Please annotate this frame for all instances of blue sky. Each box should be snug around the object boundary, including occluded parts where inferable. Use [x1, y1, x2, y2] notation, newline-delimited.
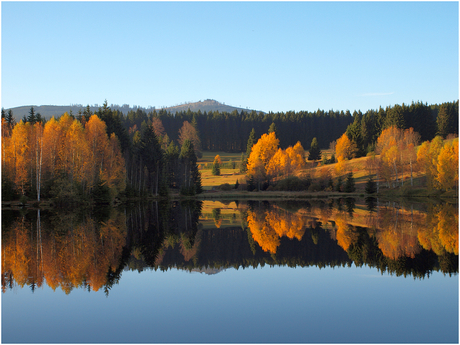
[2, 1, 458, 113]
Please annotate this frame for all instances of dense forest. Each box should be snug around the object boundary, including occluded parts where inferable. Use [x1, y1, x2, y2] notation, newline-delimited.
[1, 99, 458, 203]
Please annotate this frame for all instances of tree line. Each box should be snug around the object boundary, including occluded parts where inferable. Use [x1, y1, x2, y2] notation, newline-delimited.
[3, 100, 457, 154]
[1, 104, 203, 204]
[2, 99, 458, 202]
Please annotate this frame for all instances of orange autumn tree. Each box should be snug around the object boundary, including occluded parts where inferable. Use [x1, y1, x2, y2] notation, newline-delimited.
[1, 112, 126, 203]
[10, 120, 31, 195]
[247, 131, 279, 189]
[1, 118, 14, 192]
[417, 136, 447, 190]
[250, 133, 306, 184]
[334, 133, 356, 176]
[436, 138, 458, 191]
[375, 126, 420, 188]
[267, 148, 289, 177]
[335, 133, 357, 161]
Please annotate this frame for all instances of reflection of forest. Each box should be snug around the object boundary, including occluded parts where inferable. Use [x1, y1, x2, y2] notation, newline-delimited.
[2, 199, 458, 295]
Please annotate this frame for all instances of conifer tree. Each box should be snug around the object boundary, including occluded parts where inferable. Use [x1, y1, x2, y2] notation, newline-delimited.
[335, 176, 343, 192]
[6, 110, 14, 126]
[365, 177, 377, 194]
[246, 128, 256, 159]
[344, 172, 355, 193]
[179, 140, 202, 195]
[308, 137, 322, 161]
[268, 122, 277, 137]
[27, 107, 36, 124]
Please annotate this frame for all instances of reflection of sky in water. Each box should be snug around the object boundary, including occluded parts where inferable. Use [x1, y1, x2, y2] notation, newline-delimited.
[3, 264, 458, 343]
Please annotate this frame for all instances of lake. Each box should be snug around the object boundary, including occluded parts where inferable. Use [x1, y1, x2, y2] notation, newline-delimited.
[2, 198, 458, 343]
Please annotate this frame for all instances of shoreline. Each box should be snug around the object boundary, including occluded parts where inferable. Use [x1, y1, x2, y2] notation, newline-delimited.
[2, 188, 457, 210]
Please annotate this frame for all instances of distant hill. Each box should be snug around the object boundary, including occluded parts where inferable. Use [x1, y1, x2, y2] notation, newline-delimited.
[4, 99, 264, 121]
[160, 99, 264, 114]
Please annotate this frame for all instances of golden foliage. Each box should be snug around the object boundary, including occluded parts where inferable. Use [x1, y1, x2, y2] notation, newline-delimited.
[436, 139, 458, 191]
[1, 114, 126, 200]
[335, 133, 357, 161]
[246, 207, 306, 254]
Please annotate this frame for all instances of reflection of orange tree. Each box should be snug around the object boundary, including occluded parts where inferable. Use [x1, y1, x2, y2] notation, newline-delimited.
[418, 204, 458, 255]
[334, 213, 358, 252]
[437, 204, 458, 255]
[246, 207, 306, 254]
[376, 207, 421, 260]
[1, 219, 33, 289]
[2, 210, 126, 294]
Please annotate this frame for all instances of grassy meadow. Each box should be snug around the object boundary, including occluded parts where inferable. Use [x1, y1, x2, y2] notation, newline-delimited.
[197, 147, 450, 199]
[198, 152, 246, 191]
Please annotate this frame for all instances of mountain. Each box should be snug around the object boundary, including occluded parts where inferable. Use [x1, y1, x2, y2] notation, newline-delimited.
[160, 99, 264, 114]
[4, 99, 264, 121]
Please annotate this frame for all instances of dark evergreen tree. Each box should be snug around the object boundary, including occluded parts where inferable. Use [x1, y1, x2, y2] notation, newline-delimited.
[344, 172, 355, 193]
[268, 122, 278, 137]
[308, 137, 322, 160]
[329, 153, 336, 164]
[164, 140, 180, 189]
[179, 140, 202, 195]
[335, 176, 343, 192]
[436, 101, 458, 138]
[240, 152, 246, 173]
[139, 125, 163, 196]
[27, 106, 36, 124]
[346, 112, 364, 157]
[384, 104, 406, 129]
[36, 112, 43, 123]
[365, 177, 377, 194]
[246, 128, 256, 158]
[6, 110, 14, 126]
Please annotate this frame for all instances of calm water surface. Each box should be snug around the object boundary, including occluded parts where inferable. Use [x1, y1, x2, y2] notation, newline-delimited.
[2, 199, 458, 343]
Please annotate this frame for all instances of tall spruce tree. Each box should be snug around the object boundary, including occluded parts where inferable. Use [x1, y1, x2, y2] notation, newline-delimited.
[6, 109, 14, 126]
[179, 140, 202, 195]
[308, 137, 322, 160]
[27, 106, 36, 124]
[139, 125, 163, 196]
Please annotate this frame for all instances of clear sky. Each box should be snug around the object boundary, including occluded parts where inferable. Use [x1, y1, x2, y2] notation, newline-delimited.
[2, 1, 458, 113]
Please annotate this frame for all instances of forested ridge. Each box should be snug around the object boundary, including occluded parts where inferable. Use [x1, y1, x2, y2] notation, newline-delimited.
[1, 99, 458, 204]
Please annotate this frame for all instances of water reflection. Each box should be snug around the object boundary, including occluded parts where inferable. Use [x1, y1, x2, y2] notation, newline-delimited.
[2, 199, 458, 294]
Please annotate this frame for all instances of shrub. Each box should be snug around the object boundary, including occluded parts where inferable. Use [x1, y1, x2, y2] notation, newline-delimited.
[219, 183, 232, 191]
[274, 176, 310, 191]
[308, 183, 321, 192]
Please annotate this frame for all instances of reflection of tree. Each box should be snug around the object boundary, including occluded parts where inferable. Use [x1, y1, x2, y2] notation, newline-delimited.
[334, 214, 358, 252]
[212, 208, 222, 228]
[436, 204, 458, 255]
[418, 203, 458, 256]
[247, 210, 280, 254]
[246, 206, 306, 254]
[2, 209, 126, 294]
[376, 206, 421, 260]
